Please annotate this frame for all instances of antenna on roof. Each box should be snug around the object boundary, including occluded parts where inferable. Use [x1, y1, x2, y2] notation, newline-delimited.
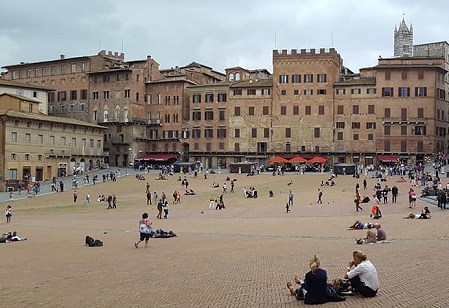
[331, 31, 333, 47]
[99, 39, 101, 51]
[121, 39, 124, 53]
[274, 33, 277, 49]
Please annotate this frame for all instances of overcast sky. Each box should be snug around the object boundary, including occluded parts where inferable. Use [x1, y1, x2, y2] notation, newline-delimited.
[1, 0, 448, 74]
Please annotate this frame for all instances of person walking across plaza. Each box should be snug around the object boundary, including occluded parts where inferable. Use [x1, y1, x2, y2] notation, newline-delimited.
[146, 191, 152, 205]
[391, 185, 398, 203]
[112, 194, 117, 209]
[354, 192, 363, 211]
[317, 189, 323, 204]
[5, 205, 12, 223]
[163, 201, 169, 219]
[73, 191, 78, 203]
[288, 190, 294, 207]
[157, 199, 163, 219]
[135, 212, 152, 249]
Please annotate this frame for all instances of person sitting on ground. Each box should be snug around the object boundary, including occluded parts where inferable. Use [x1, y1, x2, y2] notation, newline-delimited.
[396, 176, 406, 182]
[403, 212, 421, 219]
[0, 231, 27, 243]
[374, 223, 387, 241]
[152, 228, 177, 238]
[355, 224, 377, 244]
[185, 189, 196, 195]
[419, 206, 431, 219]
[361, 196, 370, 203]
[343, 250, 379, 297]
[348, 220, 370, 229]
[286, 255, 329, 304]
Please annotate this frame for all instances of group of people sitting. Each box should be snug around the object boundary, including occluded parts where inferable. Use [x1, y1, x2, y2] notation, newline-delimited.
[135, 174, 146, 181]
[0, 231, 27, 243]
[243, 186, 258, 198]
[184, 189, 196, 195]
[156, 173, 168, 180]
[321, 179, 336, 186]
[355, 223, 387, 244]
[403, 206, 431, 219]
[286, 251, 378, 304]
[348, 221, 387, 244]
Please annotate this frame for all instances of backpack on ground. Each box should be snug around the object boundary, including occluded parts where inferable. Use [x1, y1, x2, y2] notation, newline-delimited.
[85, 236, 95, 247]
[94, 239, 103, 247]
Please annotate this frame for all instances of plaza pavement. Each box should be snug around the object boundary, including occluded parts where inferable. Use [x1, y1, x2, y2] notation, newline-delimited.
[1, 167, 449, 308]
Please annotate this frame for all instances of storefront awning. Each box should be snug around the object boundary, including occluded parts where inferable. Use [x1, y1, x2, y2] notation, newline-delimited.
[377, 155, 399, 163]
[136, 154, 177, 161]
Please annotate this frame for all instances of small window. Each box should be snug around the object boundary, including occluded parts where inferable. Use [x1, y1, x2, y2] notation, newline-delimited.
[304, 74, 313, 83]
[318, 106, 324, 115]
[337, 105, 344, 115]
[281, 106, 286, 115]
[292, 74, 301, 83]
[263, 106, 269, 115]
[247, 89, 256, 96]
[293, 106, 299, 115]
[352, 122, 360, 129]
[336, 122, 345, 129]
[317, 74, 327, 82]
[305, 106, 311, 115]
[251, 128, 257, 138]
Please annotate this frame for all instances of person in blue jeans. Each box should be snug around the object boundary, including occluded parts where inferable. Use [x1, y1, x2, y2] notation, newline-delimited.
[287, 255, 329, 304]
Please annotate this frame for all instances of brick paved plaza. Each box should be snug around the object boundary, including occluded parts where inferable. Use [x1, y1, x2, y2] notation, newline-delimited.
[1, 171, 448, 308]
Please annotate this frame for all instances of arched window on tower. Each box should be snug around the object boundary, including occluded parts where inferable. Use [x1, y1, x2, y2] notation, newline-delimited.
[228, 73, 234, 82]
[235, 73, 241, 81]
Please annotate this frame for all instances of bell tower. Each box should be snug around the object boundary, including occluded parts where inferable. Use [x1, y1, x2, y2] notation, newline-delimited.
[394, 16, 413, 57]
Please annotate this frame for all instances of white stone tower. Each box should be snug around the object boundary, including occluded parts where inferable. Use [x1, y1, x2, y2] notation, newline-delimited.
[394, 17, 413, 57]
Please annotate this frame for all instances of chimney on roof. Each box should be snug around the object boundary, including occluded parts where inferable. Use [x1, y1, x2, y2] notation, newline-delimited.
[60, 54, 65, 59]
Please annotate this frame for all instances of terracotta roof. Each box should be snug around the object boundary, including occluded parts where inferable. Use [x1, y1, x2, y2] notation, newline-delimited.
[0, 109, 106, 129]
[2, 56, 90, 69]
[0, 93, 42, 104]
[0, 79, 54, 91]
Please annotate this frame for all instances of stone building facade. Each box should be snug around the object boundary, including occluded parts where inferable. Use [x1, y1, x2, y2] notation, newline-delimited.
[0, 93, 106, 191]
[0, 79, 52, 114]
[1, 24, 447, 170]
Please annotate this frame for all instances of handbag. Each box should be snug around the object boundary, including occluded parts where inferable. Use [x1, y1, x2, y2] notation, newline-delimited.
[139, 224, 151, 234]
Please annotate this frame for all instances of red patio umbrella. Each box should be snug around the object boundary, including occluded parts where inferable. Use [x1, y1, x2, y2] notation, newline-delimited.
[268, 156, 289, 163]
[308, 156, 327, 164]
[288, 156, 308, 163]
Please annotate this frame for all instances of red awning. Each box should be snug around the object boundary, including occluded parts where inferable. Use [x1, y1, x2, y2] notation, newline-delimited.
[377, 155, 399, 163]
[136, 154, 177, 161]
